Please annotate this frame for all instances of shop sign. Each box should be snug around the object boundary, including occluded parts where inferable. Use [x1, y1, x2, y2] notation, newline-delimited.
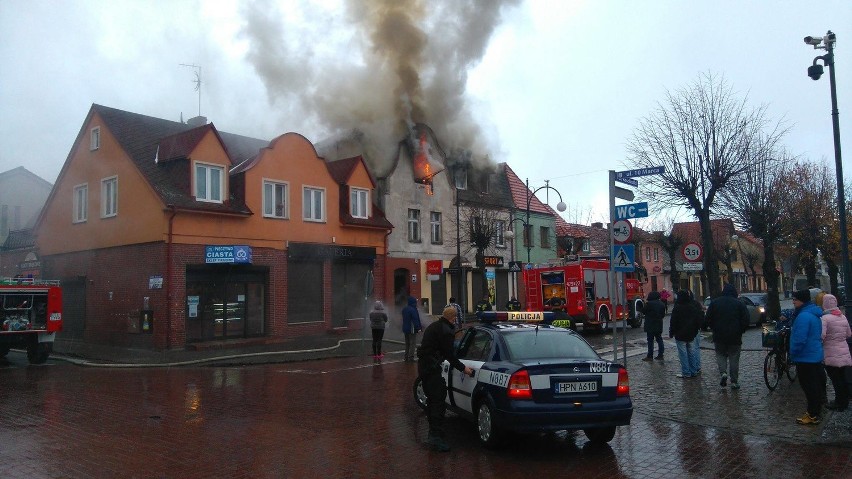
[482, 256, 503, 267]
[426, 260, 443, 275]
[149, 275, 163, 289]
[288, 242, 376, 261]
[205, 245, 252, 264]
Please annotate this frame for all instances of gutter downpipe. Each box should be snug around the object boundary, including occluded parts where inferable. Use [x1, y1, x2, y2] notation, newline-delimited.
[166, 205, 177, 349]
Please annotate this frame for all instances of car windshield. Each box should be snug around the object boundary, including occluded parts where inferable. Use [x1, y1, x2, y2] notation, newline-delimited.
[742, 294, 766, 304]
[502, 330, 599, 361]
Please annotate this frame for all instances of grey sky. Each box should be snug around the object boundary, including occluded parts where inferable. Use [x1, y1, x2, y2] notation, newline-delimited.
[1, 0, 850, 224]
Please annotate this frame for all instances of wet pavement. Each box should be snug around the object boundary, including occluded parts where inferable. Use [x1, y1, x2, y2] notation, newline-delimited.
[2, 309, 851, 478]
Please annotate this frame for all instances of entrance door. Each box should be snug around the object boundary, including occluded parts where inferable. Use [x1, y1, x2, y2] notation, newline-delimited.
[430, 274, 447, 315]
[393, 268, 410, 308]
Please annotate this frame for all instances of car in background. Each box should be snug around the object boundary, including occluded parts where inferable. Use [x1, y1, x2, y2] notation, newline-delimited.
[413, 312, 633, 448]
[739, 293, 767, 326]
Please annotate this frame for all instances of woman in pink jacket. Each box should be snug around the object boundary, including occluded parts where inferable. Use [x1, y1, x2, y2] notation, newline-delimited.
[820, 294, 852, 411]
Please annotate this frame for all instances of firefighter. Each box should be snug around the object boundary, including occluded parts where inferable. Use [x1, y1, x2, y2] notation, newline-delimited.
[546, 294, 566, 311]
[475, 296, 492, 318]
[505, 296, 522, 311]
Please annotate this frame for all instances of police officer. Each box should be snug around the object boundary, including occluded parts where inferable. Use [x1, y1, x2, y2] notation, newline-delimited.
[475, 296, 492, 318]
[417, 306, 474, 452]
[505, 296, 522, 311]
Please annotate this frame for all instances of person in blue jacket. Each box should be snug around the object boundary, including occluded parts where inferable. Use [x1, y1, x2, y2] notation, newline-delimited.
[789, 289, 826, 425]
[401, 296, 423, 362]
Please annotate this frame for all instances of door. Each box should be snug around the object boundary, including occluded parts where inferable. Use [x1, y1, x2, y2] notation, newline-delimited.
[430, 273, 447, 315]
[450, 328, 492, 413]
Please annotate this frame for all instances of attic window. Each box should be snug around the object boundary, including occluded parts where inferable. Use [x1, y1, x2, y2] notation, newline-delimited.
[90, 127, 100, 151]
[195, 162, 224, 203]
[350, 187, 369, 219]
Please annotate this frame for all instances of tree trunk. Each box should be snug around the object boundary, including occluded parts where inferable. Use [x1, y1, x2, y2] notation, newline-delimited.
[763, 243, 781, 321]
[698, 212, 722, 297]
[826, 260, 840, 297]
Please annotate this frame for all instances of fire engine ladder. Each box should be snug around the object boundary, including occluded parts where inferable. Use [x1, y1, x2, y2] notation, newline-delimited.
[524, 271, 542, 309]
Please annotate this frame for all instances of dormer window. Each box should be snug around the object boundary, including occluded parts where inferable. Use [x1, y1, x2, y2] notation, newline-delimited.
[350, 187, 369, 219]
[90, 127, 100, 151]
[195, 162, 224, 203]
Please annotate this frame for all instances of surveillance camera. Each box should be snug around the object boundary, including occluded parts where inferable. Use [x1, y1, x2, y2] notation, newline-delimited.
[804, 35, 823, 46]
[808, 64, 824, 80]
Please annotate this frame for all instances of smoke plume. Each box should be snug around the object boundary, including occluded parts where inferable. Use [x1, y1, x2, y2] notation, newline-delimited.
[240, 0, 521, 174]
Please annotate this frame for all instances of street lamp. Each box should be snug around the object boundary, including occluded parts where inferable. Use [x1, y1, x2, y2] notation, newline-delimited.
[504, 179, 568, 264]
[804, 31, 849, 308]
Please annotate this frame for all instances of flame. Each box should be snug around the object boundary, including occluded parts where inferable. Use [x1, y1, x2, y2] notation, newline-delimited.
[413, 132, 434, 195]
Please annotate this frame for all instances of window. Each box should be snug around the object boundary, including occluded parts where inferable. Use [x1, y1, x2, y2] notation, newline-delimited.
[454, 168, 467, 190]
[195, 162, 224, 203]
[408, 209, 421, 242]
[645, 247, 651, 261]
[73, 183, 88, 223]
[582, 239, 590, 252]
[350, 187, 369, 219]
[540, 226, 550, 248]
[263, 180, 288, 218]
[653, 247, 659, 261]
[101, 176, 117, 218]
[430, 211, 442, 244]
[303, 186, 326, 222]
[90, 127, 100, 150]
[523, 224, 533, 248]
[495, 220, 505, 247]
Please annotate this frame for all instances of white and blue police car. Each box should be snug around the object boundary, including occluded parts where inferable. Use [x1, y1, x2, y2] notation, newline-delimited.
[414, 311, 632, 447]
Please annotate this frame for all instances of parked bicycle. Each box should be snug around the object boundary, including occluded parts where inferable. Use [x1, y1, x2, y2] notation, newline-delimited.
[763, 323, 798, 390]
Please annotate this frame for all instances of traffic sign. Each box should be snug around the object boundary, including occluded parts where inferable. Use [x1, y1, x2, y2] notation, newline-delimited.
[682, 242, 703, 262]
[508, 261, 522, 272]
[612, 244, 635, 272]
[612, 219, 633, 244]
[616, 166, 665, 180]
[681, 262, 704, 271]
[613, 202, 649, 220]
[615, 176, 638, 187]
[613, 186, 635, 201]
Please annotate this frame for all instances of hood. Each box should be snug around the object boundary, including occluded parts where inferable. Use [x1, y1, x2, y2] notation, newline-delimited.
[800, 302, 823, 317]
[676, 290, 692, 304]
[722, 283, 738, 297]
[648, 291, 661, 301]
[407, 296, 417, 307]
[373, 301, 384, 310]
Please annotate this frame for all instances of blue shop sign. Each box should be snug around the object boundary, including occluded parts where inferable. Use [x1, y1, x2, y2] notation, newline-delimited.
[205, 245, 252, 264]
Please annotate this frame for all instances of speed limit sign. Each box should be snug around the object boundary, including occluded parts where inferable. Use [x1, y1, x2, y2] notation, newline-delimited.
[682, 242, 703, 262]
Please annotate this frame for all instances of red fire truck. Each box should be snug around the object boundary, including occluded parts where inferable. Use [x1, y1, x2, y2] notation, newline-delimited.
[522, 256, 645, 331]
[0, 277, 62, 364]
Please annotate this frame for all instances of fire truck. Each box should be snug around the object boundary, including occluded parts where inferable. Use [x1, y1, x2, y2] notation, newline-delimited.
[0, 277, 62, 364]
[522, 256, 645, 331]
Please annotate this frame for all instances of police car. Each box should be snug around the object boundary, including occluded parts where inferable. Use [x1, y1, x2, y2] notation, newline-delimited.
[413, 311, 632, 447]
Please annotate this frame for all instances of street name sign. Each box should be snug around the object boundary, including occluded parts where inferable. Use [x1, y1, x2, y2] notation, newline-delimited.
[615, 176, 639, 187]
[612, 244, 635, 272]
[615, 166, 665, 179]
[613, 202, 649, 220]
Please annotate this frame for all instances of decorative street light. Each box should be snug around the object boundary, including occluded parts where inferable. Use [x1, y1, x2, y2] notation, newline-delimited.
[504, 179, 568, 264]
[804, 30, 849, 308]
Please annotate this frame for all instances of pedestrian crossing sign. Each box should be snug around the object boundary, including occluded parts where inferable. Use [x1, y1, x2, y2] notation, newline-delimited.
[612, 244, 635, 272]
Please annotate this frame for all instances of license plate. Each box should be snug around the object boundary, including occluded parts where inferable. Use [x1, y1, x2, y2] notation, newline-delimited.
[555, 381, 597, 394]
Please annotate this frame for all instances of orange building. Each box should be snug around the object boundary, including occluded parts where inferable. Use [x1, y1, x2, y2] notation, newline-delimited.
[33, 105, 391, 351]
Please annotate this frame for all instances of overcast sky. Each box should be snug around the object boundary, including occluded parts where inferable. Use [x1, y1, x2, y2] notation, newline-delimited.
[1, 0, 850, 225]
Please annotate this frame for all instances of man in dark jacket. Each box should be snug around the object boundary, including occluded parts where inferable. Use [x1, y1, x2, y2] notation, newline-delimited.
[642, 291, 666, 361]
[505, 296, 522, 311]
[669, 290, 703, 378]
[401, 297, 422, 362]
[417, 306, 474, 451]
[705, 283, 750, 389]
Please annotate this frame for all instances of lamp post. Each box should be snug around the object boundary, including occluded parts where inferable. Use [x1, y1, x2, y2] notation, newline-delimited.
[505, 179, 568, 264]
[805, 31, 849, 309]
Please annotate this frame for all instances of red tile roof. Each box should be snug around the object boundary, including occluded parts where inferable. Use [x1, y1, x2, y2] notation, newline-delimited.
[503, 164, 553, 215]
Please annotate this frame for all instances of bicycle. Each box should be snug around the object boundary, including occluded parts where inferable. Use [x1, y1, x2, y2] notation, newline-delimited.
[763, 324, 798, 391]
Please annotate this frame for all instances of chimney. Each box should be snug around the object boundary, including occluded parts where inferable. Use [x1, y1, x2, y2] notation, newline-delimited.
[592, 222, 604, 229]
[186, 116, 207, 127]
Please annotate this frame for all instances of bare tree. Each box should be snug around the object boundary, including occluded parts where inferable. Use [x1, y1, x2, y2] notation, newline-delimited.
[626, 73, 785, 297]
[455, 200, 507, 298]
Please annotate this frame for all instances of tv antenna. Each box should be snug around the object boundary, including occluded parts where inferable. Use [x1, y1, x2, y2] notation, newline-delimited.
[179, 63, 202, 117]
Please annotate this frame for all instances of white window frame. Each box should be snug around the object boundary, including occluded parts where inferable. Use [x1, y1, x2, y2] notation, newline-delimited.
[263, 179, 289, 219]
[454, 169, 467, 190]
[408, 209, 421, 243]
[430, 211, 442, 244]
[90, 127, 100, 151]
[194, 161, 225, 203]
[350, 187, 370, 219]
[495, 220, 505, 247]
[101, 176, 117, 218]
[302, 186, 326, 222]
[582, 239, 590, 253]
[73, 183, 88, 223]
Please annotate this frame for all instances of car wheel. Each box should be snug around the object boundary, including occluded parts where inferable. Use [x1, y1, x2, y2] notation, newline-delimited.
[599, 308, 610, 332]
[413, 376, 428, 411]
[476, 400, 504, 448]
[0, 343, 10, 358]
[26, 342, 50, 365]
[584, 426, 616, 444]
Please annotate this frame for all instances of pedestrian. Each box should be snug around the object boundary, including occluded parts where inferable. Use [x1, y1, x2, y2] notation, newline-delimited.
[417, 306, 475, 452]
[660, 289, 671, 313]
[369, 301, 388, 359]
[705, 283, 750, 389]
[475, 295, 492, 318]
[401, 296, 422, 362]
[820, 293, 850, 412]
[669, 289, 702, 378]
[642, 291, 666, 361]
[444, 297, 463, 329]
[790, 288, 826, 425]
[688, 290, 705, 373]
[505, 296, 522, 311]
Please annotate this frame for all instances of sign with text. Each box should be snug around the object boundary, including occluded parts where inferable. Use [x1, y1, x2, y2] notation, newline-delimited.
[613, 202, 649, 220]
[425, 260, 443, 275]
[205, 245, 252, 264]
[681, 262, 704, 271]
[616, 166, 665, 179]
[482, 256, 504, 267]
[682, 242, 703, 262]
